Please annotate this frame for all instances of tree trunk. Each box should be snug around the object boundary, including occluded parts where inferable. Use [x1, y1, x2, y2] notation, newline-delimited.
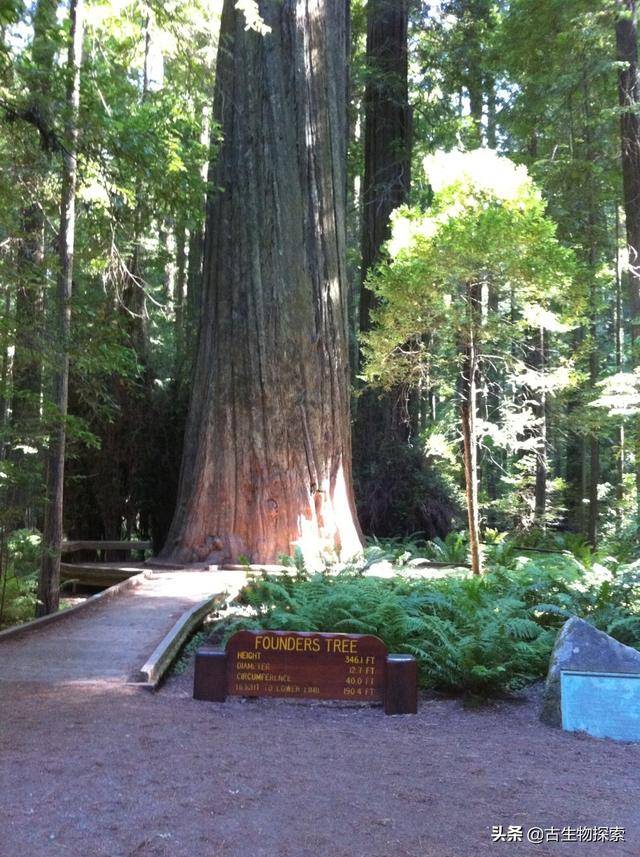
[12, 203, 44, 436]
[533, 326, 548, 526]
[480, 283, 500, 511]
[185, 222, 204, 375]
[37, 0, 83, 616]
[358, 0, 410, 332]
[616, 0, 640, 529]
[353, 0, 415, 536]
[460, 281, 482, 575]
[486, 73, 497, 148]
[615, 209, 626, 519]
[173, 218, 187, 381]
[160, 0, 362, 567]
[13, 0, 57, 400]
[588, 273, 600, 547]
[617, 0, 640, 355]
[0, 284, 10, 460]
[9, 0, 56, 526]
[583, 69, 600, 548]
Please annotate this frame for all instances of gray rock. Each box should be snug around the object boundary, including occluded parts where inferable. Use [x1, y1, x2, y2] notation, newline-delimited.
[541, 616, 640, 727]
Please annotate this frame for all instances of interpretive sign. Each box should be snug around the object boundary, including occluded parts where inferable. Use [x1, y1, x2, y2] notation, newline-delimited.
[561, 670, 640, 742]
[194, 629, 418, 715]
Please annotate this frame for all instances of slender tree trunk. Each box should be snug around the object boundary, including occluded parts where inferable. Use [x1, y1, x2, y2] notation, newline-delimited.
[121, 11, 152, 359]
[616, 0, 640, 528]
[345, 0, 363, 378]
[460, 281, 482, 575]
[583, 71, 600, 548]
[185, 222, 204, 371]
[587, 262, 600, 547]
[0, 284, 11, 461]
[37, 0, 83, 616]
[160, 0, 362, 567]
[184, 110, 212, 376]
[587, 217, 600, 548]
[9, 0, 56, 526]
[486, 73, 497, 148]
[617, 0, 640, 354]
[480, 283, 500, 510]
[12, 0, 56, 409]
[173, 219, 187, 380]
[468, 80, 483, 146]
[615, 208, 626, 517]
[12, 204, 44, 433]
[533, 326, 548, 526]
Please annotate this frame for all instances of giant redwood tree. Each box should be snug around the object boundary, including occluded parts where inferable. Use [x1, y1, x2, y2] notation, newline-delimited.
[160, 0, 363, 566]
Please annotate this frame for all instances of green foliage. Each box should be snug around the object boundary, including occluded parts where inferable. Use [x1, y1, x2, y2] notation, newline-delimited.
[422, 532, 470, 565]
[362, 150, 576, 391]
[0, 0, 638, 580]
[224, 539, 640, 698]
[0, 529, 40, 628]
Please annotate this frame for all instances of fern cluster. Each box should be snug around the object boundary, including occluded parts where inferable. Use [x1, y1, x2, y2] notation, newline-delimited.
[225, 552, 640, 697]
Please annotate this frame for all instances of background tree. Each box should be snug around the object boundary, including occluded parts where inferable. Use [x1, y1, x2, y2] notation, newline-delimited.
[616, 0, 640, 528]
[362, 151, 576, 573]
[37, 0, 84, 615]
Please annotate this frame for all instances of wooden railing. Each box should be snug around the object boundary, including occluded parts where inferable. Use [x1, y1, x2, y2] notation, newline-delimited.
[61, 540, 152, 554]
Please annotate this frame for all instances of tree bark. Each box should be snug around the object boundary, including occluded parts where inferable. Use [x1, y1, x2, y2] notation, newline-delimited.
[358, 0, 410, 332]
[161, 0, 362, 567]
[353, 0, 416, 537]
[0, 284, 10, 460]
[588, 272, 600, 548]
[173, 218, 187, 381]
[185, 222, 204, 373]
[533, 326, 548, 526]
[37, 0, 84, 616]
[583, 70, 599, 548]
[615, 208, 626, 519]
[460, 281, 482, 575]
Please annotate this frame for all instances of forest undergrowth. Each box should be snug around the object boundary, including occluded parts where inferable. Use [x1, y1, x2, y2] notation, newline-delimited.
[214, 531, 640, 699]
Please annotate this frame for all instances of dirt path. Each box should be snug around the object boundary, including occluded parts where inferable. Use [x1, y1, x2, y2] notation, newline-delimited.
[1, 663, 639, 857]
[0, 570, 227, 685]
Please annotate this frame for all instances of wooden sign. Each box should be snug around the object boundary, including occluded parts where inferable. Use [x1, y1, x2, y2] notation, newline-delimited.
[194, 629, 418, 715]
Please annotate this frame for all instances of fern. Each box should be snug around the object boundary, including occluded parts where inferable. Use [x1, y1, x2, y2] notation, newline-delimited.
[222, 547, 640, 698]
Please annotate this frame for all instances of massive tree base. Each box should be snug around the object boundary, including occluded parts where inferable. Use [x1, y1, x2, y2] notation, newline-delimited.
[160, 0, 363, 568]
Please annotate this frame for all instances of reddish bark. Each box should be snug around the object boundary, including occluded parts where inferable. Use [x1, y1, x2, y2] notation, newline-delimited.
[161, 0, 362, 567]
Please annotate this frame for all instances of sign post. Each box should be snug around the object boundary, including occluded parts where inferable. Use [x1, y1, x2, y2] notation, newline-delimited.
[194, 630, 418, 715]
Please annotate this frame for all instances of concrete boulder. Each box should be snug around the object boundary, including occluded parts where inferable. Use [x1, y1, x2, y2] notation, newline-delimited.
[541, 616, 640, 727]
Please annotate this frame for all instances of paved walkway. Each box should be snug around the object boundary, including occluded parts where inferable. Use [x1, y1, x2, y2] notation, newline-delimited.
[0, 569, 235, 686]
